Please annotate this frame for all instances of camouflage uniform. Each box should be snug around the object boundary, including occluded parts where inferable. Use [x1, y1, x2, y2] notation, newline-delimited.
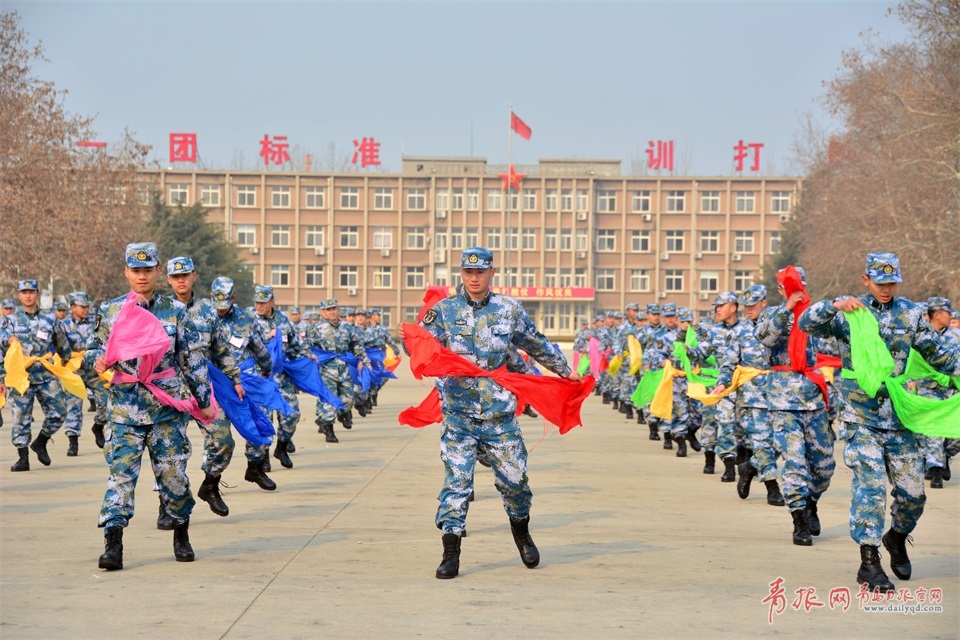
[639, 304, 668, 436]
[595, 315, 617, 400]
[690, 295, 741, 460]
[61, 293, 107, 441]
[364, 309, 400, 402]
[914, 298, 959, 480]
[309, 299, 371, 431]
[643, 303, 690, 442]
[613, 304, 643, 414]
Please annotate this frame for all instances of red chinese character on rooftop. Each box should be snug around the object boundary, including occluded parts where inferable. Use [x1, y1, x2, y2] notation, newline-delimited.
[169, 133, 197, 163]
[734, 139, 764, 172]
[646, 140, 674, 172]
[352, 137, 381, 168]
[260, 134, 291, 166]
[762, 577, 787, 624]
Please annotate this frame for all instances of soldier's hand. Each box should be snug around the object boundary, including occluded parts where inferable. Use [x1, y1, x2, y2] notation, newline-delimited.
[785, 291, 806, 311]
[712, 383, 727, 396]
[199, 405, 216, 420]
[397, 324, 406, 340]
[234, 383, 245, 401]
[94, 356, 110, 374]
[566, 371, 582, 382]
[0, 383, 6, 397]
[833, 297, 865, 313]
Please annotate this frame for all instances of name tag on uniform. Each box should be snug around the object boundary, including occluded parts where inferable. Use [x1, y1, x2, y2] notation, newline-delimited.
[36, 330, 50, 341]
[281, 333, 289, 343]
[229, 335, 244, 349]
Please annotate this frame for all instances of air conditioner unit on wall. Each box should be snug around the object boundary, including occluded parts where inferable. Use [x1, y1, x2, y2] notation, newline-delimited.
[660, 253, 669, 260]
[699, 292, 710, 301]
[434, 249, 445, 263]
[576, 251, 587, 259]
[314, 247, 325, 256]
[642, 214, 653, 222]
[779, 214, 790, 222]
[250, 247, 259, 254]
[436, 210, 447, 219]
[380, 249, 391, 257]
[732, 253, 742, 262]
[576, 212, 588, 221]
[695, 252, 703, 260]
[658, 292, 667, 299]
[347, 288, 357, 296]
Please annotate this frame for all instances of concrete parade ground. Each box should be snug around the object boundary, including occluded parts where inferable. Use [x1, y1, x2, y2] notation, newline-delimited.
[0, 357, 957, 640]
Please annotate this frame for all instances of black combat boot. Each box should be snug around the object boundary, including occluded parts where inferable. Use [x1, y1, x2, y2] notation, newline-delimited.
[523, 405, 539, 418]
[602, 392, 611, 405]
[720, 457, 736, 482]
[88, 398, 97, 413]
[262, 457, 271, 472]
[173, 522, 195, 562]
[509, 516, 540, 568]
[157, 500, 176, 530]
[92, 422, 106, 449]
[98, 527, 123, 571]
[648, 424, 660, 440]
[338, 410, 353, 430]
[197, 472, 229, 517]
[857, 545, 894, 593]
[287, 441, 296, 454]
[881, 529, 912, 580]
[624, 404, 634, 420]
[685, 428, 702, 452]
[612, 398, 620, 411]
[737, 462, 758, 499]
[10, 447, 30, 472]
[662, 432, 673, 450]
[791, 509, 812, 546]
[67, 435, 79, 457]
[244, 460, 277, 491]
[30, 432, 52, 466]
[318, 420, 339, 443]
[943, 457, 951, 481]
[805, 498, 821, 536]
[372, 392, 378, 407]
[928, 466, 943, 489]
[703, 451, 716, 474]
[764, 480, 785, 506]
[636, 408, 645, 425]
[274, 439, 293, 469]
[735, 445, 748, 467]
[356, 398, 369, 417]
[436, 533, 462, 579]
[675, 435, 687, 458]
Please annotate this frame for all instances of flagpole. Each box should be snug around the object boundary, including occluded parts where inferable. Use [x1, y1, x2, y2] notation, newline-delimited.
[505, 104, 512, 288]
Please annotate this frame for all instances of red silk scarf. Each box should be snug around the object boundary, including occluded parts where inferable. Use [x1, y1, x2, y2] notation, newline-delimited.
[397, 323, 595, 434]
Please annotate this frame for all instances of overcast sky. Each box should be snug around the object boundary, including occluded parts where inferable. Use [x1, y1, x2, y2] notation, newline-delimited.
[13, 1, 911, 176]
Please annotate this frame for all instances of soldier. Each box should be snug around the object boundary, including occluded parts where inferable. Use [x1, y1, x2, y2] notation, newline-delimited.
[88, 243, 215, 570]
[165, 257, 244, 520]
[60, 292, 107, 456]
[367, 307, 400, 408]
[613, 303, 642, 420]
[399, 247, 580, 579]
[915, 297, 959, 489]
[596, 313, 618, 406]
[752, 267, 832, 546]
[249, 286, 315, 469]
[1, 280, 73, 471]
[309, 299, 370, 443]
[640, 303, 668, 441]
[798, 253, 960, 592]
[1, 298, 16, 327]
[208, 277, 277, 497]
[644, 303, 694, 455]
[289, 306, 308, 342]
[52, 300, 68, 321]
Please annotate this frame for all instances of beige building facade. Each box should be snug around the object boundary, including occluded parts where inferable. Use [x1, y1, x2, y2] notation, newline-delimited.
[144, 157, 799, 338]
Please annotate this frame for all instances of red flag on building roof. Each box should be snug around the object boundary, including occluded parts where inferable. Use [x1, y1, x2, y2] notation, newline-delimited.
[511, 112, 532, 140]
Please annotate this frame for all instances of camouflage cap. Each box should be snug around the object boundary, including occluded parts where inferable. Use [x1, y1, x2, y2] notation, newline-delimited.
[580, 318, 588, 326]
[166, 256, 195, 275]
[125, 242, 159, 268]
[68, 291, 90, 306]
[362, 309, 372, 317]
[677, 306, 694, 322]
[713, 291, 739, 306]
[289, 305, 301, 314]
[17, 279, 39, 291]
[637, 310, 648, 320]
[345, 307, 357, 316]
[460, 247, 494, 270]
[369, 307, 382, 315]
[2, 298, 16, 309]
[865, 252, 902, 284]
[625, 302, 640, 311]
[324, 298, 340, 310]
[646, 303, 661, 315]
[926, 296, 953, 313]
[53, 300, 68, 311]
[253, 285, 274, 303]
[741, 284, 768, 306]
[661, 302, 678, 317]
[211, 277, 235, 310]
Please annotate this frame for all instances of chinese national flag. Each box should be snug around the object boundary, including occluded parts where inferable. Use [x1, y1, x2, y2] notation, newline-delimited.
[511, 112, 532, 140]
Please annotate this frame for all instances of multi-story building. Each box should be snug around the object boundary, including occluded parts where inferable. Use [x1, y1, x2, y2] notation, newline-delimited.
[143, 157, 799, 339]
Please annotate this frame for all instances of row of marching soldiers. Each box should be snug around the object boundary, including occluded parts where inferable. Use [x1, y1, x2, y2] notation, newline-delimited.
[0, 242, 399, 570]
[574, 253, 960, 595]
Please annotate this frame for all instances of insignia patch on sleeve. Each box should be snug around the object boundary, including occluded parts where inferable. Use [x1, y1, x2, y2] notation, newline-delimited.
[423, 309, 437, 325]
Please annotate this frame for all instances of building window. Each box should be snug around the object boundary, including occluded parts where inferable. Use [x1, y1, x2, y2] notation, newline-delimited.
[734, 270, 755, 291]
[304, 265, 325, 287]
[435, 228, 448, 250]
[664, 269, 684, 292]
[199, 185, 221, 206]
[521, 227, 537, 250]
[373, 187, 393, 210]
[520, 268, 536, 287]
[771, 191, 791, 213]
[734, 230, 755, 253]
[405, 266, 425, 289]
[560, 230, 573, 251]
[237, 185, 256, 207]
[630, 269, 651, 292]
[561, 189, 573, 211]
[665, 191, 686, 213]
[522, 191, 537, 211]
[770, 231, 781, 254]
[340, 187, 359, 209]
[574, 269, 586, 287]
[372, 266, 392, 289]
[595, 269, 615, 291]
[373, 227, 393, 249]
[407, 188, 426, 210]
[735, 191, 756, 213]
[576, 189, 588, 212]
[504, 227, 519, 250]
[665, 230, 685, 253]
[507, 193, 519, 211]
[451, 231, 463, 250]
[466, 227, 479, 247]
[632, 190, 651, 213]
[270, 265, 290, 287]
[168, 183, 189, 205]
[339, 266, 359, 288]
[699, 270, 720, 293]
[305, 186, 325, 208]
[270, 225, 290, 247]
[486, 189, 502, 210]
[236, 224, 256, 247]
[545, 231, 557, 251]
[435, 266, 449, 286]
[339, 226, 360, 248]
[542, 303, 557, 332]
[466, 188, 479, 210]
[304, 226, 325, 248]
[544, 271, 557, 287]
[700, 190, 720, 213]
[545, 189, 558, 211]
[435, 190, 449, 212]
[596, 229, 617, 252]
[699, 230, 720, 253]
[596, 190, 616, 212]
[631, 230, 651, 253]
[406, 227, 426, 250]
[485, 227, 501, 249]
[379, 308, 393, 328]
[451, 189, 464, 210]
[559, 268, 573, 287]
[271, 186, 291, 208]
[576, 229, 588, 251]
